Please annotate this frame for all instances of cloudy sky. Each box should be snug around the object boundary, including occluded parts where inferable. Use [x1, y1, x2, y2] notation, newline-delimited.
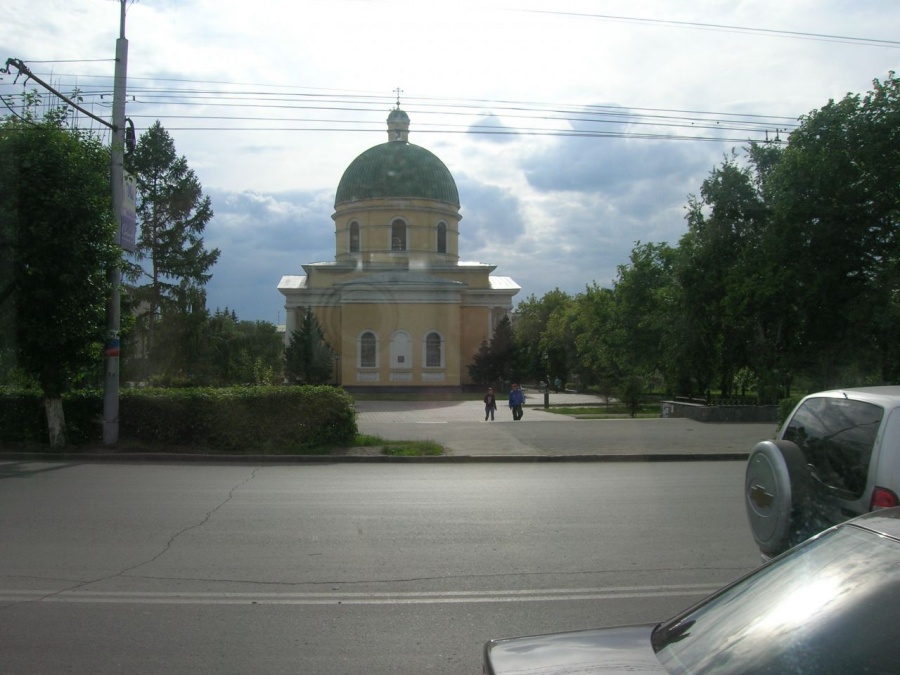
[3, 0, 899, 323]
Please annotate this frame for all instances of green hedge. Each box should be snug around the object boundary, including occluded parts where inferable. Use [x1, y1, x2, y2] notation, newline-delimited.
[0, 388, 100, 446]
[120, 386, 357, 452]
[0, 388, 45, 443]
[0, 386, 357, 453]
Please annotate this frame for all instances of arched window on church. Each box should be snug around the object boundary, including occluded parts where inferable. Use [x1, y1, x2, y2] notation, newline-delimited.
[391, 219, 406, 251]
[349, 221, 360, 253]
[437, 222, 447, 253]
[424, 332, 443, 368]
[359, 331, 377, 368]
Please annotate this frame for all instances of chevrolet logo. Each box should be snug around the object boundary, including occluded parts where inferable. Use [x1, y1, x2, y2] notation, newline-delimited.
[750, 484, 774, 509]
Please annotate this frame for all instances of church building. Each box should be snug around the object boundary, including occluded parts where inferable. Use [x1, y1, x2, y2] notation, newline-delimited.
[278, 106, 519, 390]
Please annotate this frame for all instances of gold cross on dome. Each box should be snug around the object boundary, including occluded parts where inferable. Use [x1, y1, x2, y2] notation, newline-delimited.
[394, 87, 403, 108]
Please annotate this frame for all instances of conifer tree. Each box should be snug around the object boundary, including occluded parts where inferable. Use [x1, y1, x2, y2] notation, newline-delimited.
[284, 309, 335, 384]
[468, 315, 519, 386]
[125, 121, 219, 362]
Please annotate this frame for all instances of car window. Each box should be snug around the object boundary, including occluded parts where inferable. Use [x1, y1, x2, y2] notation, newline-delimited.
[782, 397, 883, 498]
[653, 525, 900, 674]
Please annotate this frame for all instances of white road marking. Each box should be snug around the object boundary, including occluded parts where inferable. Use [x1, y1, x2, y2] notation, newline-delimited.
[0, 584, 721, 605]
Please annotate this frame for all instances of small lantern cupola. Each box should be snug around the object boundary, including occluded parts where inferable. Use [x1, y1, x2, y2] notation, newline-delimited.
[387, 107, 410, 143]
[387, 89, 410, 142]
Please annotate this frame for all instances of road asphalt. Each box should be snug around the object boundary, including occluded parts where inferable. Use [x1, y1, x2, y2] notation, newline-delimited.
[0, 388, 776, 463]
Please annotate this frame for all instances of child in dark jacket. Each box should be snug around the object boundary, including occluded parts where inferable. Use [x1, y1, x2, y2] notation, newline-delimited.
[483, 387, 497, 421]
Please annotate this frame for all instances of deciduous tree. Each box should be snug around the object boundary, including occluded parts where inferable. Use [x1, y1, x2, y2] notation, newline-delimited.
[513, 289, 572, 382]
[0, 110, 119, 447]
[764, 74, 900, 388]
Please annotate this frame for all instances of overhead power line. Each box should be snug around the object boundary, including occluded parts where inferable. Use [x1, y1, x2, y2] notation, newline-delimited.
[518, 8, 900, 48]
[1, 71, 798, 144]
[1, 58, 116, 131]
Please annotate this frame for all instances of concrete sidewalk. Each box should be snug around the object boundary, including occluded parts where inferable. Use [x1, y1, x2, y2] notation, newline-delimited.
[354, 387, 610, 423]
[354, 391, 774, 461]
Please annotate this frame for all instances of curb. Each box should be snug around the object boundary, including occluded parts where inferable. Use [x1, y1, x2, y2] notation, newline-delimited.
[0, 452, 750, 464]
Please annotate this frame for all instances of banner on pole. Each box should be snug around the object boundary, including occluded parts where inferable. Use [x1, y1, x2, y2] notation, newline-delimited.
[120, 172, 137, 252]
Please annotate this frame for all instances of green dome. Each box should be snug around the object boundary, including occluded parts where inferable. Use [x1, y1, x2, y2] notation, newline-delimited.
[334, 141, 460, 207]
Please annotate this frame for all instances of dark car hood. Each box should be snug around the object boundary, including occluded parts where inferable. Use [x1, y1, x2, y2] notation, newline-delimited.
[484, 624, 666, 674]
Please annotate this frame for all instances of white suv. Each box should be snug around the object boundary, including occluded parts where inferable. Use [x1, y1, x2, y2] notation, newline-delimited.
[746, 386, 900, 556]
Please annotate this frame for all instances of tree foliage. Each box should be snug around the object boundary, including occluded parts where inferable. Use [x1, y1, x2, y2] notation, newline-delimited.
[0, 108, 119, 446]
[125, 121, 219, 363]
[284, 309, 335, 385]
[467, 315, 519, 385]
[677, 150, 775, 397]
[498, 73, 900, 400]
[123, 305, 283, 387]
[764, 78, 900, 388]
[569, 283, 616, 390]
[513, 289, 572, 382]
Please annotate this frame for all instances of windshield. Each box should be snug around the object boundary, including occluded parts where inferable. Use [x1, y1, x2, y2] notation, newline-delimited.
[783, 397, 883, 498]
[653, 525, 900, 673]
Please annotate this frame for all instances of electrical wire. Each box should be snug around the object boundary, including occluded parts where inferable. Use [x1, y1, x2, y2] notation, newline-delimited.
[517, 8, 900, 48]
[0, 75, 797, 144]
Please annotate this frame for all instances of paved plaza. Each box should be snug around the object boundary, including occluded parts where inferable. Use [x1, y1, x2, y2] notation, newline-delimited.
[355, 389, 774, 460]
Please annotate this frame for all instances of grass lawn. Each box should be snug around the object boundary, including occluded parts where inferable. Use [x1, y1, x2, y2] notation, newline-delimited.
[543, 405, 659, 419]
[351, 434, 442, 456]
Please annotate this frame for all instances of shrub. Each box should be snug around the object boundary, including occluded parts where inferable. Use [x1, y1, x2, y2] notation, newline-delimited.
[0, 387, 44, 443]
[0, 387, 100, 447]
[120, 386, 357, 452]
[0, 385, 357, 453]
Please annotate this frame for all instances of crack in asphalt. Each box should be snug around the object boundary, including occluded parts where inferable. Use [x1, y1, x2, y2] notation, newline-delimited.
[0, 468, 260, 611]
[118, 467, 261, 576]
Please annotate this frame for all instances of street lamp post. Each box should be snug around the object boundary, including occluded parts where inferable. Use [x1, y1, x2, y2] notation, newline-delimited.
[543, 351, 550, 409]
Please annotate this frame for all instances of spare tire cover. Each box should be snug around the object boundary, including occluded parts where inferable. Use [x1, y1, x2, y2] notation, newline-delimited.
[745, 440, 810, 556]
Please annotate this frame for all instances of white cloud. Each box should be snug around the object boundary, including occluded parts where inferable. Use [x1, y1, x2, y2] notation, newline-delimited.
[3, 0, 899, 320]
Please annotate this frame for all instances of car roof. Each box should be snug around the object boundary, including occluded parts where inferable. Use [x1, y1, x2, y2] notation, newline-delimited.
[848, 507, 900, 541]
[802, 386, 900, 410]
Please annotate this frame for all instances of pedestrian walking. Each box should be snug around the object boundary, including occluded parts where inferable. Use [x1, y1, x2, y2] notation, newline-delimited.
[509, 382, 525, 421]
[483, 387, 498, 421]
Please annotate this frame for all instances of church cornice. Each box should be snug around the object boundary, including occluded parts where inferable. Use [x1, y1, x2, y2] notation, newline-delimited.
[332, 200, 461, 221]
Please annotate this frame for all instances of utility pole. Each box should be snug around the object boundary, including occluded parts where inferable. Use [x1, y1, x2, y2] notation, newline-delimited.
[102, 0, 129, 445]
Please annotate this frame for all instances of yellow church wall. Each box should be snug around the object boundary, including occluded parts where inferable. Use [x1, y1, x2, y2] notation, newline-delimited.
[459, 305, 492, 384]
[304, 267, 358, 289]
[285, 292, 505, 389]
[336, 302, 462, 387]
